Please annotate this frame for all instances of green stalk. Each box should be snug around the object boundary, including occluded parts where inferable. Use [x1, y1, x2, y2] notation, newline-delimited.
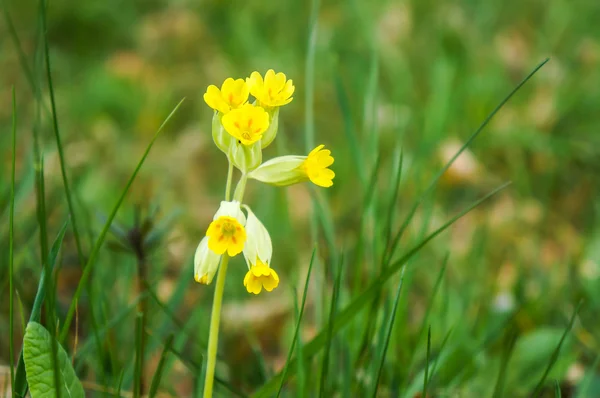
[203, 254, 230, 398]
[225, 159, 234, 201]
[9, 86, 17, 397]
[203, 167, 247, 398]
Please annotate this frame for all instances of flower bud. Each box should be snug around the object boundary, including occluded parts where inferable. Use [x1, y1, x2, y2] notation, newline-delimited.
[230, 140, 262, 173]
[212, 111, 232, 155]
[194, 237, 221, 284]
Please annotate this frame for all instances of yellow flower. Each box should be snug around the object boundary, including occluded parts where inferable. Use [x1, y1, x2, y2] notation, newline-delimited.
[247, 70, 294, 108]
[221, 104, 270, 145]
[243, 260, 280, 294]
[206, 201, 247, 256]
[302, 145, 335, 187]
[203, 78, 249, 114]
[248, 144, 335, 188]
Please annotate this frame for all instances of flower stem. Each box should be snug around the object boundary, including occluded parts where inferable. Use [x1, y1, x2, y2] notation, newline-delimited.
[224, 159, 234, 201]
[203, 253, 230, 398]
[233, 173, 248, 202]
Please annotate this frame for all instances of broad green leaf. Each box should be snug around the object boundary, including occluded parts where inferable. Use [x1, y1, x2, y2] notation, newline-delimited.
[23, 322, 85, 398]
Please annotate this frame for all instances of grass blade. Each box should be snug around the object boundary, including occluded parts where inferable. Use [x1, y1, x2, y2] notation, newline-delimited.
[276, 248, 317, 397]
[555, 380, 561, 397]
[492, 332, 518, 398]
[384, 58, 549, 264]
[251, 182, 509, 398]
[59, 98, 185, 343]
[422, 326, 432, 398]
[576, 352, 600, 398]
[149, 334, 174, 398]
[370, 265, 407, 398]
[318, 254, 343, 397]
[13, 220, 69, 397]
[532, 301, 583, 397]
[133, 312, 144, 398]
[9, 86, 17, 396]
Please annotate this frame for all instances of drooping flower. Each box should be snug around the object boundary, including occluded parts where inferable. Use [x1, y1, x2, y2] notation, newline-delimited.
[204, 78, 249, 114]
[194, 237, 221, 284]
[221, 104, 270, 146]
[243, 260, 280, 294]
[247, 70, 294, 108]
[248, 145, 335, 188]
[206, 201, 247, 256]
[302, 145, 335, 187]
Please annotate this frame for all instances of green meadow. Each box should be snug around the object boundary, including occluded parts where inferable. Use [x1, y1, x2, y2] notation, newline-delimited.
[1, 0, 600, 396]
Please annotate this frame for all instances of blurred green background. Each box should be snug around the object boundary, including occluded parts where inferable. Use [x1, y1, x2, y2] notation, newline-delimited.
[2, 0, 600, 396]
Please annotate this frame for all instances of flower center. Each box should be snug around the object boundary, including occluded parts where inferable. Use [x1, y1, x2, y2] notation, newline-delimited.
[220, 221, 237, 237]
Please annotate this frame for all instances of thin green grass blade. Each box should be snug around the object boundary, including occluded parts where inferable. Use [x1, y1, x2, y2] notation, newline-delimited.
[384, 58, 549, 264]
[532, 301, 583, 397]
[318, 254, 343, 397]
[251, 182, 509, 398]
[115, 369, 125, 398]
[13, 220, 69, 398]
[492, 333, 518, 398]
[334, 73, 367, 186]
[383, 147, 403, 256]
[59, 98, 185, 343]
[427, 327, 454, 385]
[41, 0, 84, 267]
[555, 380, 561, 397]
[422, 326, 432, 398]
[295, 292, 306, 398]
[304, 0, 319, 152]
[9, 86, 17, 396]
[576, 352, 600, 398]
[133, 312, 143, 398]
[1, 0, 44, 106]
[149, 334, 174, 398]
[403, 256, 448, 385]
[276, 248, 316, 397]
[370, 265, 407, 398]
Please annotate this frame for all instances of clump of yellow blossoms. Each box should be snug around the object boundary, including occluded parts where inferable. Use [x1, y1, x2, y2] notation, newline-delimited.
[196, 69, 334, 397]
[195, 69, 335, 294]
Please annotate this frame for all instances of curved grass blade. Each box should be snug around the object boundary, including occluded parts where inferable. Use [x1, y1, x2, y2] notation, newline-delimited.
[492, 332, 518, 398]
[370, 264, 407, 398]
[59, 98, 185, 343]
[384, 58, 549, 264]
[13, 220, 69, 397]
[318, 254, 343, 397]
[422, 326, 432, 398]
[276, 248, 316, 397]
[532, 301, 583, 397]
[8, 86, 17, 395]
[149, 334, 174, 398]
[251, 182, 510, 398]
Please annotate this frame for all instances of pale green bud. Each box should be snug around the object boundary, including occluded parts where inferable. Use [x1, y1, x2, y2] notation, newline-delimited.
[212, 111, 232, 155]
[247, 155, 308, 187]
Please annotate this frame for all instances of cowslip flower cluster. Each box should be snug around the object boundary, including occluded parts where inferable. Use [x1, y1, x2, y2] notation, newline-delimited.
[195, 69, 335, 294]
